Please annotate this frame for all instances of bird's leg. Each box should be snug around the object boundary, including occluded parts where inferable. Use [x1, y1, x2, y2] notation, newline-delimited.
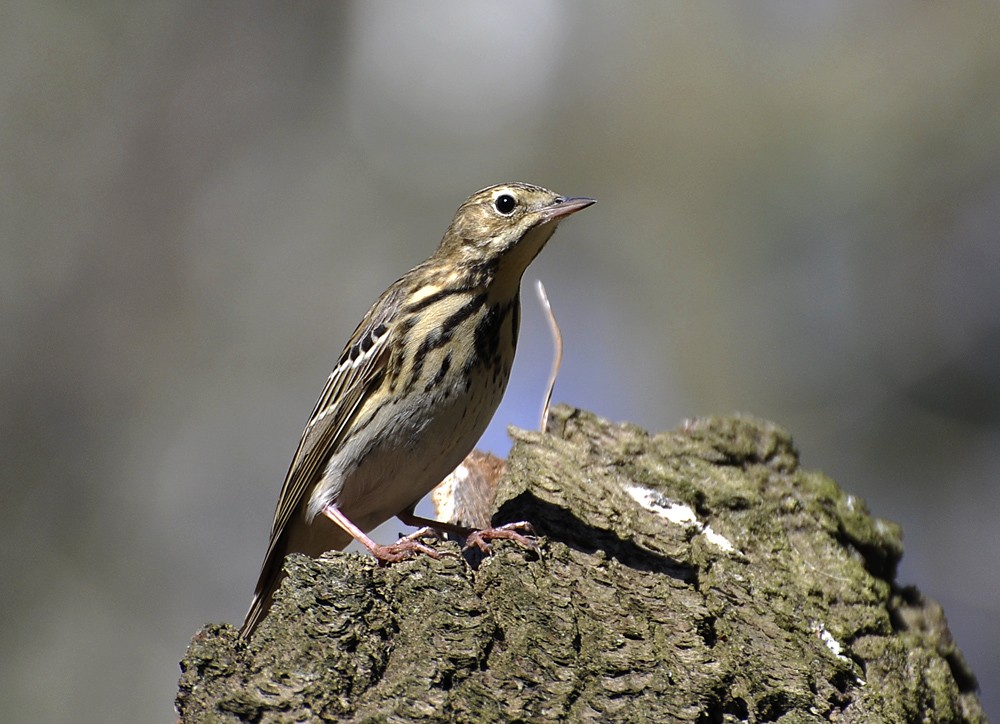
[397, 508, 475, 539]
[323, 505, 443, 564]
[397, 508, 536, 554]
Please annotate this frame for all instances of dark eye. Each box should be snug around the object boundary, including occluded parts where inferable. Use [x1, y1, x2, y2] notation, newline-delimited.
[494, 194, 517, 215]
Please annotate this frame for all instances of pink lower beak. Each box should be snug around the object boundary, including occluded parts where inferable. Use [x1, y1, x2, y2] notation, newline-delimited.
[543, 196, 596, 221]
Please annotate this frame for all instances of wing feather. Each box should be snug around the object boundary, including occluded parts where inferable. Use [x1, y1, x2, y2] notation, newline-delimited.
[254, 283, 405, 583]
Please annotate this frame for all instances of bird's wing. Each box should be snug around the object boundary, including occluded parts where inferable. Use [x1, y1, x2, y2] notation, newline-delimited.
[259, 283, 405, 566]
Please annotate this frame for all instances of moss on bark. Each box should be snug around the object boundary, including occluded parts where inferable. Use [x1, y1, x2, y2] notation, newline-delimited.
[177, 406, 983, 722]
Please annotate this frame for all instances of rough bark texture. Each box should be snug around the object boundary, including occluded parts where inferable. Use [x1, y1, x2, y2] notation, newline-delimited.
[177, 406, 983, 722]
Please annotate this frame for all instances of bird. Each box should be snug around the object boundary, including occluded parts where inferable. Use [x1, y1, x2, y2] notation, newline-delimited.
[239, 182, 594, 637]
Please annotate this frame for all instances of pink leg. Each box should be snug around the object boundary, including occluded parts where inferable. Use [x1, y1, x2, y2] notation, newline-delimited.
[323, 505, 443, 564]
[396, 510, 536, 554]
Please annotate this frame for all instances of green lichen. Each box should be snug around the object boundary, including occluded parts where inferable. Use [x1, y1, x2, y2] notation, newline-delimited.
[177, 406, 983, 722]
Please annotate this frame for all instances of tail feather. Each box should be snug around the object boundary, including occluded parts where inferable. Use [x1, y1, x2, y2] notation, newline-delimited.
[239, 535, 286, 638]
[239, 510, 353, 638]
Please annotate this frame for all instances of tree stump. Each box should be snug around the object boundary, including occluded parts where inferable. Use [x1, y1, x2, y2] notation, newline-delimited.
[177, 405, 983, 722]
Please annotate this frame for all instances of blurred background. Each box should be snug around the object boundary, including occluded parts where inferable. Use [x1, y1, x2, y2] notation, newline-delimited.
[3, 2, 998, 720]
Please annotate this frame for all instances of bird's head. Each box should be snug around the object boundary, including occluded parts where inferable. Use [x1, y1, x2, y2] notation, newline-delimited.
[436, 182, 595, 279]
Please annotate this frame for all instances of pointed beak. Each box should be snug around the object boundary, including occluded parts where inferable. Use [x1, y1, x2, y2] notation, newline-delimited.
[541, 196, 596, 222]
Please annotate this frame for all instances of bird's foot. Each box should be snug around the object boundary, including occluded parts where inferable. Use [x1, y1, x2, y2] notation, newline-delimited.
[369, 528, 443, 564]
[325, 505, 451, 565]
[464, 521, 536, 554]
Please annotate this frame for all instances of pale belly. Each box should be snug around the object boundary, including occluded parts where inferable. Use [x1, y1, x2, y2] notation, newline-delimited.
[310, 357, 511, 534]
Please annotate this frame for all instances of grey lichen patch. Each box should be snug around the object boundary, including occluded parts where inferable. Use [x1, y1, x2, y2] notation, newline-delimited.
[177, 405, 983, 722]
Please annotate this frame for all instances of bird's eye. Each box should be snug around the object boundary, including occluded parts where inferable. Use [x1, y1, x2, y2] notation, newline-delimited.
[494, 194, 517, 215]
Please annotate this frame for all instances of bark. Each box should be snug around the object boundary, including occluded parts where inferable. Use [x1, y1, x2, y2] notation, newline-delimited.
[177, 406, 984, 722]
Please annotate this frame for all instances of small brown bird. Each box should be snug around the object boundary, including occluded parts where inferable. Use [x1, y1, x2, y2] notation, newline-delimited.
[240, 183, 594, 637]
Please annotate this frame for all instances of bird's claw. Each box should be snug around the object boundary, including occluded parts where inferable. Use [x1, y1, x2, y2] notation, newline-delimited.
[370, 527, 444, 564]
[464, 521, 537, 554]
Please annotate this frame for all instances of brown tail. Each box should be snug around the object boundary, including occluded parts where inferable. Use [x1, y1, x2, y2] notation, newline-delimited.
[239, 534, 287, 638]
[239, 511, 353, 637]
